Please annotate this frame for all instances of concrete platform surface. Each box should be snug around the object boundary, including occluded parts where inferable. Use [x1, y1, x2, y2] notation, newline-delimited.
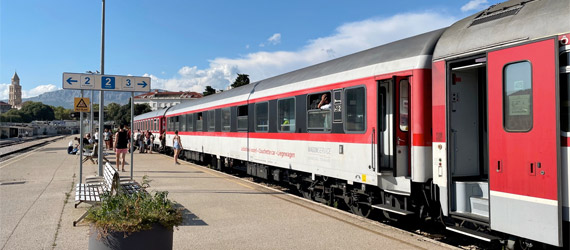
[0, 136, 457, 250]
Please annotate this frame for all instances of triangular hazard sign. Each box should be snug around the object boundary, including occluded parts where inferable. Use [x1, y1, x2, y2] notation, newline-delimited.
[76, 99, 88, 108]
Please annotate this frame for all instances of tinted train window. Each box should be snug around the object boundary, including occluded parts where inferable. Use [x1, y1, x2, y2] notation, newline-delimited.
[174, 116, 180, 132]
[187, 113, 194, 132]
[278, 98, 295, 132]
[503, 61, 532, 132]
[180, 115, 187, 131]
[221, 108, 231, 132]
[399, 80, 409, 132]
[255, 102, 269, 132]
[196, 112, 203, 131]
[345, 86, 366, 132]
[307, 92, 331, 132]
[237, 105, 248, 131]
[208, 110, 215, 131]
[561, 73, 569, 132]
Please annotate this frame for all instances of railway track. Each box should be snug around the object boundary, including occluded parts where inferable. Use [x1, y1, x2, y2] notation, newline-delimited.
[0, 135, 66, 161]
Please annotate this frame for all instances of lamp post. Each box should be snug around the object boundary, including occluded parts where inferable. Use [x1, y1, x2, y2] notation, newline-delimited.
[98, 0, 106, 176]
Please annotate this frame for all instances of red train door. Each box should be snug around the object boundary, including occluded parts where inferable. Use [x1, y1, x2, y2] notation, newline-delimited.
[487, 39, 561, 246]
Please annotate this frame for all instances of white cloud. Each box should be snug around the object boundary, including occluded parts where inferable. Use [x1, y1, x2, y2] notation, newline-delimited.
[148, 11, 456, 93]
[461, 0, 489, 12]
[0, 83, 59, 101]
[0, 83, 9, 100]
[267, 33, 281, 45]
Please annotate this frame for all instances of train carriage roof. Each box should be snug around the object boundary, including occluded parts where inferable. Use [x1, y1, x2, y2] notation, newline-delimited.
[166, 28, 445, 115]
[433, 0, 570, 60]
[134, 107, 171, 120]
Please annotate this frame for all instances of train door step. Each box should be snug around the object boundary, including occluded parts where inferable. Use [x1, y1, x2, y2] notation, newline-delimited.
[371, 203, 414, 216]
[446, 226, 501, 242]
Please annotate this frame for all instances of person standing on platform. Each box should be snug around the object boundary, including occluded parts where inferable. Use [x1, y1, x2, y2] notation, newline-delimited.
[103, 129, 111, 150]
[114, 124, 130, 172]
[173, 130, 182, 164]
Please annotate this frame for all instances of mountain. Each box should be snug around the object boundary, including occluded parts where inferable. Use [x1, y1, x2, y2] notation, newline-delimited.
[14, 89, 150, 109]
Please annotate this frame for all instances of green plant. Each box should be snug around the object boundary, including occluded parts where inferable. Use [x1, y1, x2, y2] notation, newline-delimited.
[85, 179, 182, 237]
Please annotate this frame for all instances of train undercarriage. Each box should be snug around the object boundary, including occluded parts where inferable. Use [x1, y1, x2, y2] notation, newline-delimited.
[155, 144, 568, 249]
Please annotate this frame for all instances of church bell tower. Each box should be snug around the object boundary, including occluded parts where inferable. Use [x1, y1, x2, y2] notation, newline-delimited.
[9, 72, 22, 109]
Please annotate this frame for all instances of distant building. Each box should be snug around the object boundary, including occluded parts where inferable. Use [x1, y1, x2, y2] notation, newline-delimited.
[9, 72, 22, 109]
[0, 101, 11, 114]
[134, 90, 202, 111]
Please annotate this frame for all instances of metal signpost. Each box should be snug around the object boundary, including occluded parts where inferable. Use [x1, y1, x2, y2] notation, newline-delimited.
[62, 74, 151, 181]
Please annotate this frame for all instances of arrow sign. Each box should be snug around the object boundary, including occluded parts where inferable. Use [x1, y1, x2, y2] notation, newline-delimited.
[66, 77, 77, 85]
[137, 81, 147, 88]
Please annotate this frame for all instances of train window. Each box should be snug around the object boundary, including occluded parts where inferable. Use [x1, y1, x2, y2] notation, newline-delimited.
[307, 92, 331, 132]
[255, 102, 269, 132]
[196, 112, 203, 131]
[344, 86, 366, 132]
[237, 105, 248, 131]
[180, 115, 187, 132]
[503, 61, 532, 132]
[399, 80, 409, 132]
[187, 113, 194, 132]
[380, 87, 387, 132]
[174, 116, 180, 132]
[561, 73, 569, 132]
[278, 98, 295, 132]
[221, 108, 231, 132]
[208, 110, 215, 131]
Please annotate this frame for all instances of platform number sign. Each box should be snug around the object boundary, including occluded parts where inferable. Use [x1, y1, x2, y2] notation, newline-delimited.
[123, 77, 135, 90]
[63, 73, 150, 92]
[81, 75, 93, 88]
[101, 76, 116, 90]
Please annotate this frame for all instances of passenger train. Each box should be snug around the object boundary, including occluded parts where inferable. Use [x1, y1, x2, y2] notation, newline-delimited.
[134, 0, 569, 248]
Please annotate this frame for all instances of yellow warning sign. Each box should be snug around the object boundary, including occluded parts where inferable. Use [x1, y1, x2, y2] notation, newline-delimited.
[74, 97, 90, 112]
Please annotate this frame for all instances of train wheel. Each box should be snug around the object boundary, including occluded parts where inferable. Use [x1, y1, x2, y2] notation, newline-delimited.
[346, 192, 373, 218]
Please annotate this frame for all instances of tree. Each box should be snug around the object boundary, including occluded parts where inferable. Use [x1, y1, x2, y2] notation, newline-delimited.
[19, 101, 55, 122]
[0, 109, 29, 123]
[203, 86, 216, 96]
[231, 74, 250, 88]
[53, 106, 72, 120]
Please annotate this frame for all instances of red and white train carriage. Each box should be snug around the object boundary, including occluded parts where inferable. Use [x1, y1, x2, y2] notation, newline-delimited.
[134, 0, 569, 247]
[431, 0, 569, 247]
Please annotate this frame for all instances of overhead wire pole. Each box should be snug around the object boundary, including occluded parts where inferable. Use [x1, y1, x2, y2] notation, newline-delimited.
[97, 0, 105, 176]
[130, 93, 134, 180]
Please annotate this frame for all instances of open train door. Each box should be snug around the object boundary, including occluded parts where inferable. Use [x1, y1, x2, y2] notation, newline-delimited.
[487, 38, 562, 246]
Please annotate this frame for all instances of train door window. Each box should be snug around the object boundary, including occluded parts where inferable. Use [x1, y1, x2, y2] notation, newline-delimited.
[196, 112, 203, 131]
[167, 118, 171, 131]
[221, 108, 231, 132]
[278, 98, 295, 132]
[561, 48, 570, 132]
[344, 86, 366, 132]
[255, 102, 269, 132]
[187, 113, 194, 132]
[180, 115, 187, 131]
[208, 110, 215, 131]
[237, 105, 248, 131]
[380, 87, 387, 131]
[307, 92, 331, 132]
[399, 80, 409, 131]
[503, 61, 532, 132]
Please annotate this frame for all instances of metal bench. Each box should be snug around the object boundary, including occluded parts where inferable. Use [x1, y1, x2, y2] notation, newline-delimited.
[82, 143, 110, 164]
[73, 162, 142, 226]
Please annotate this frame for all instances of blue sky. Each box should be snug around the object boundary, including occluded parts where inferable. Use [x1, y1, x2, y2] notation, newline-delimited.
[0, 0, 499, 100]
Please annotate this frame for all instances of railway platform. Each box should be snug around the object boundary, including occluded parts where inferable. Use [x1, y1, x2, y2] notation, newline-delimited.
[0, 135, 457, 250]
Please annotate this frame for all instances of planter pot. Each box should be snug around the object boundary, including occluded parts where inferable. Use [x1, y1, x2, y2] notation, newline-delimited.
[89, 224, 173, 250]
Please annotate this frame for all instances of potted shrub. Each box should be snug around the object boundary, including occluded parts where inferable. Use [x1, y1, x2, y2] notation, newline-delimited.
[85, 179, 183, 250]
